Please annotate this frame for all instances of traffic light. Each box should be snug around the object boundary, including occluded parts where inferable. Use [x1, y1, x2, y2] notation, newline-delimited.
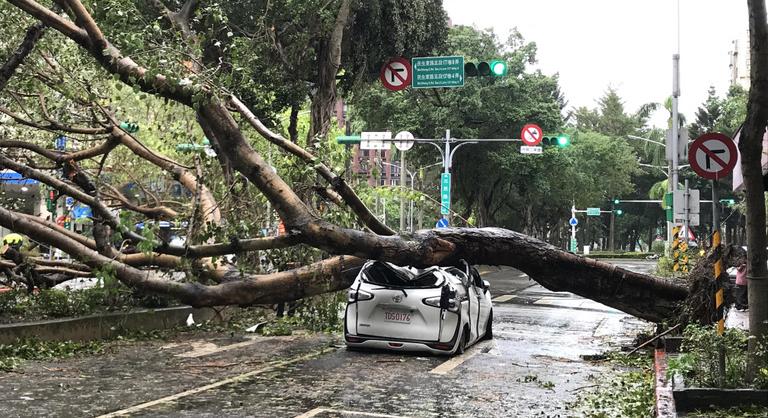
[489, 60, 508, 76]
[612, 198, 623, 216]
[719, 198, 736, 206]
[464, 60, 508, 77]
[543, 134, 571, 147]
[46, 189, 59, 212]
[120, 122, 139, 133]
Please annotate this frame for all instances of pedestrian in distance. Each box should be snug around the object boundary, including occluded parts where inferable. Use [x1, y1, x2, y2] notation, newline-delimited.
[735, 262, 748, 311]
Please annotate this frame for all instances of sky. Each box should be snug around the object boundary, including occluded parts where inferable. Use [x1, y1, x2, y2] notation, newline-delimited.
[443, 0, 749, 128]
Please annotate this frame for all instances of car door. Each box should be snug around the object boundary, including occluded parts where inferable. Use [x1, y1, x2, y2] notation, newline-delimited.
[461, 272, 480, 342]
[472, 268, 491, 335]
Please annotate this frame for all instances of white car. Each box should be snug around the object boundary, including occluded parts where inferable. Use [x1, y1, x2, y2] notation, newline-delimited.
[344, 260, 493, 355]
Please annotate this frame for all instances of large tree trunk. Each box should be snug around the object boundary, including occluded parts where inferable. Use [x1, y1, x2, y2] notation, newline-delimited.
[743, 0, 768, 366]
[307, 0, 351, 142]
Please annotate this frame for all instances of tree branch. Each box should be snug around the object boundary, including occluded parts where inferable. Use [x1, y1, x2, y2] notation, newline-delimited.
[0, 22, 46, 92]
[229, 95, 394, 235]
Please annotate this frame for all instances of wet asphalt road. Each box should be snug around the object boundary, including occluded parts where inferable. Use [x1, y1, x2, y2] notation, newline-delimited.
[0, 260, 657, 418]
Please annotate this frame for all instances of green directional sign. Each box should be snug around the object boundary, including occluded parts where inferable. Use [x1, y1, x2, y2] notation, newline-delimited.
[412, 56, 464, 89]
[570, 238, 578, 252]
[586, 207, 601, 216]
[440, 173, 451, 215]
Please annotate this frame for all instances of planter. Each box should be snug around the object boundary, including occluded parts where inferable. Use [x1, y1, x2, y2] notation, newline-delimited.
[662, 336, 683, 353]
[673, 388, 768, 413]
[0, 306, 225, 344]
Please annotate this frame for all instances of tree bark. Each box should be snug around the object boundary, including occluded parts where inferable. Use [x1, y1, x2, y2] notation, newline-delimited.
[744, 0, 768, 377]
[0, 22, 46, 92]
[307, 0, 351, 142]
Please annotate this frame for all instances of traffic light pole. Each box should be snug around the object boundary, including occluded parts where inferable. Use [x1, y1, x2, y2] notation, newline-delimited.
[339, 130, 542, 224]
[391, 130, 522, 221]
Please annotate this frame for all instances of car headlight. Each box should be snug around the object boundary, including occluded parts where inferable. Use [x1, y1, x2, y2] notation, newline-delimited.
[348, 289, 373, 303]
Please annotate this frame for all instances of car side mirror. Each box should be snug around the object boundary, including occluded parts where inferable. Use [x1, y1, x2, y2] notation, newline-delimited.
[483, 280, 491, 290]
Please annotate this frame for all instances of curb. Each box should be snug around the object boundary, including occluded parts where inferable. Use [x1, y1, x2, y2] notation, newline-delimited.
[655, 347, 677, 417]
[0, 306, 222, 344]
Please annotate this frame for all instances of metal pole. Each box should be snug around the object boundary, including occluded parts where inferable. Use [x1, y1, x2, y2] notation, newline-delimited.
[444, 129, 451, 224]
[666, 53, 681, 254]
[409, 173, 415, 232]
[610, 210, 615, 251]
[712, 179, 725, 387]
[400, 150, 406, 232]
[444, 129, 450, 174]
[571, 205, 577, 251]
[684, 179, 690, 245]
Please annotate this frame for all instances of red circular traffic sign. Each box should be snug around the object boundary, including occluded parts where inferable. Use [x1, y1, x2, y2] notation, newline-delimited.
[380, 57, 412, 92]
[520, 123, 543, 146]
[688, 132, 737, 180]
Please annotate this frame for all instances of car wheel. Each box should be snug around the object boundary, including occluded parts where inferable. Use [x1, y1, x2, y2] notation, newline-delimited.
[482, 310, 493, 340]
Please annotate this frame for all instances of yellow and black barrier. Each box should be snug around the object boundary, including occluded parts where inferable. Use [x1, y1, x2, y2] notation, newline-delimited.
[713, 230, 725, 335]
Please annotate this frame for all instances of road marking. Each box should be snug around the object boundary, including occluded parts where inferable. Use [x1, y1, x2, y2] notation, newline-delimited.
[171, 335, 281, 358]
[296, 408, 412, 418]
[492, 294, 515, 303]
[429, 340, 490, 375]
[97, 348, 334, 417]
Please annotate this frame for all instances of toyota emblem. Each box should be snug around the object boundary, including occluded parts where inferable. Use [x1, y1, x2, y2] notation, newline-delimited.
[392, 295, 402, 303]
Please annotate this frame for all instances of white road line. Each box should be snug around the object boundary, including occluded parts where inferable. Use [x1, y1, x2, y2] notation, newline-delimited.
[176, 336, 279, 358]
[295, 408, 412, 418]
[97, 349, 333, 417]
[491, 294, 515, 302]
[429, 341, 489, 375]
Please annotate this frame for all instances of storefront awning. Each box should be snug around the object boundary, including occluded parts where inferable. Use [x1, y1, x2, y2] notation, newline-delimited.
[0, 170, 39, 185]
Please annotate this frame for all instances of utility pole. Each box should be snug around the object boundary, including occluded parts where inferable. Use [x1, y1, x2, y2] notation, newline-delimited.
[400, 150, 406, 232]
[667, 53, 681, 249]
[609, 210, 615, 251]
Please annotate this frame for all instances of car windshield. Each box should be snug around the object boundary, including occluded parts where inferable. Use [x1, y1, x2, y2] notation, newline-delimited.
[362, 262, 443, 288]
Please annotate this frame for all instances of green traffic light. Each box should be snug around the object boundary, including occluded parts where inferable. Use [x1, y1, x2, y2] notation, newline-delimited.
[556, 134, 570, 147]
[616, 209, 623, 215]
[613, 199, 620, 205]
[489, 60, 507, 76]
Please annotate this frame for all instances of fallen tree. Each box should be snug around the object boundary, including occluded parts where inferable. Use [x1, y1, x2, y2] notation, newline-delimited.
[0, 0, 738, 325]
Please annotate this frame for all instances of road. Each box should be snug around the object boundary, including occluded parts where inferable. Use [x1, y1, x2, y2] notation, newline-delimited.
[0, 260, 656, 417]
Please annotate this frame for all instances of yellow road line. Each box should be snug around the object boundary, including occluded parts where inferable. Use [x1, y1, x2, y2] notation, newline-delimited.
[429, 341, 489, 375]
[98, 348, 333, 417]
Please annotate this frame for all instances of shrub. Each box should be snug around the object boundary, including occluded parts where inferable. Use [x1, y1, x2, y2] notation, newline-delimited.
[651, 240, 666, 255]
[668, 324, 768, 389]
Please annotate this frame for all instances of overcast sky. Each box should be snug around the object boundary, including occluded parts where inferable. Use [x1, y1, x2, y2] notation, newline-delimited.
[443, 0, 749, 128]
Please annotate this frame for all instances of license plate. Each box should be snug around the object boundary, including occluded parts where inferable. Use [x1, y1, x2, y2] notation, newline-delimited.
[383, 310, 411, 324]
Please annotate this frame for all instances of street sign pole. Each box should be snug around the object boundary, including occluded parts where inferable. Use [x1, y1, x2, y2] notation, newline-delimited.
[571, 205, 577, 252]
[684, 179, 690, 245]
[441, 130, 451, 217]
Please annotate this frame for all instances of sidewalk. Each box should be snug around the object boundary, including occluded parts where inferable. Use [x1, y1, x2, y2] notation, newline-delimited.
[725, 306, 749, 330]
